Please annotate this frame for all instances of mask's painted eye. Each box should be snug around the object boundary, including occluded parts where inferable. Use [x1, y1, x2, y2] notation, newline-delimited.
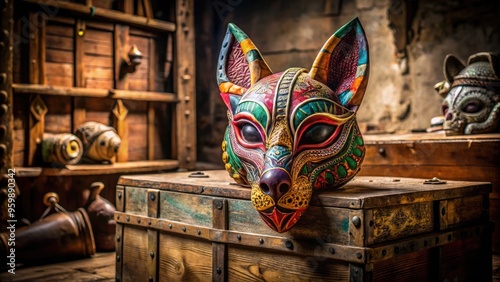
[240, 123, 262, 143]
[300, 123, 336, 145]
[462, 100, 483, 113]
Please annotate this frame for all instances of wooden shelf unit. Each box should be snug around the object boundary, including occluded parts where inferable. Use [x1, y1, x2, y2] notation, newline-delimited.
[12, 0, 196, 172]
[7, 0, 196, 223]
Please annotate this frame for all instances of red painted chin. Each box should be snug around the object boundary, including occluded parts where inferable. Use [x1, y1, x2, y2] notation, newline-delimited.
[258, 206, 305, 233]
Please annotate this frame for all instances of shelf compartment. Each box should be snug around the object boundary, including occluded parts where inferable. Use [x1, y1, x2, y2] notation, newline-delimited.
[22, 0, 176, 33]
[16, 159, 180, 177]
[13, 84, 178, 103]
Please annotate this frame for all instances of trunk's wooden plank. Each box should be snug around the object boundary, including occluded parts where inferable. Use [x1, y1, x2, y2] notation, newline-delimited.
[158, 233, 213, 281]
[372, 248, 433, 281]
[122, 226, 149, 281]
[227, 246, 350, 281]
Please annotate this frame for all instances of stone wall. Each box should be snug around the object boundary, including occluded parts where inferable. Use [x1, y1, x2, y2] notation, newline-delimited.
[195, 0, 500, 164]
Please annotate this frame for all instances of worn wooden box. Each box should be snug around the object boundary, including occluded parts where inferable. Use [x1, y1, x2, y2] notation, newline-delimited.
[360, 132, 500, 253]
[115, 171, 492, 282]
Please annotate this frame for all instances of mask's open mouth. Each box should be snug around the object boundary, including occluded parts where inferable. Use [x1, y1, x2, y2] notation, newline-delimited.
[258, 206, 304, 233]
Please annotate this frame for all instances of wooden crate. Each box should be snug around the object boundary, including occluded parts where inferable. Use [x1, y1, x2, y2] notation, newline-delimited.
[115, 171, 492, 282]
[359, 132, 500, 253]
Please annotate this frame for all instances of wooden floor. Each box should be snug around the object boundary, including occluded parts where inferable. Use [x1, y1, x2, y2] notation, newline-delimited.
[0, 253, 115, 282]
[1, 253, 498, 281]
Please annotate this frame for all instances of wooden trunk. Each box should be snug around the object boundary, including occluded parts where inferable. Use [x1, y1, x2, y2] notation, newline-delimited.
[359, 132, 500, 253]
[115, 170, 492, 282]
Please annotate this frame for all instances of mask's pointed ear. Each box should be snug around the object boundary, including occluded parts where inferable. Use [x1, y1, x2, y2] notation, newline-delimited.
[309, 18, 369, 112]
[443, 54, 465, 82]
[217, 23, 272, 114]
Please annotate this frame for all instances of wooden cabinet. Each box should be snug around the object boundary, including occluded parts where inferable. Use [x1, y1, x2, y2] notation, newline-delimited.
[359, 132, 500, 253]
[9, 0, 196, 222]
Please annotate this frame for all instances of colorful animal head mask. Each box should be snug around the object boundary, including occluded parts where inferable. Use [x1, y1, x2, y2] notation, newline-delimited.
[217, 18, 369, 233]
[436, 52, 500, 136]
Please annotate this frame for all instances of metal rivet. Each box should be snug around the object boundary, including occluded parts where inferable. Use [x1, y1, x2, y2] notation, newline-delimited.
[215, 200, 223, 210]
[150, 251, 154, 258]
[116, 235, 120, 242]
[169, 224, 172, 229]
[216, 267, 221, 274]
[116, 255, 121, 262]
[0, 144, 6, 156]
[236, 235, 241, 240]
[0, 125, 6, 138]
[378, 147, 386, 156]
[182, 227, 186, 232]
[258, 238, 264, 244]
[328, 247, 335, 254]
[352, 216, 361, 228]
[150, 193, 156, 201]
[197, 230, 201, 235]
[148, 220, 152, 225]
[0, 104, 7, 116]
[0, 90, 7, 103]
[126, 216, 130, 222]
[356, 253, 362, 259]
[189, 171, 209, 178]
[117, 192, 122, 200]
[285, 240, 293, 250]
[149, 277, 153, 282]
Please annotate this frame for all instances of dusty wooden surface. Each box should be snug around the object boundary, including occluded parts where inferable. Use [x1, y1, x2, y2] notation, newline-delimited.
[118, 171, 491, 209]
[0, 252, 115, 282]
[0, 253, 497, 281]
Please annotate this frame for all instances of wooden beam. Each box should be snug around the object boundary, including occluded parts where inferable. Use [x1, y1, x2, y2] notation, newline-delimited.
[0, 0, 15, 230]
[147, 38, 156, 160]
[147, 102, 155, 160]
[13, 84, 178, 102]
[111, 99, 128, 162]
[73, 19, 86, 132]
[23, 0, 176, 32]
[174, 0, 196, 169]
[114, 24, 129, 90]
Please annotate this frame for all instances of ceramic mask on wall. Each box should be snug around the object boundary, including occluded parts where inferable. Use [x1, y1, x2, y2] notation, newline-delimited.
[437, 52, 500, 136]
[217, 18, 369, 232]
